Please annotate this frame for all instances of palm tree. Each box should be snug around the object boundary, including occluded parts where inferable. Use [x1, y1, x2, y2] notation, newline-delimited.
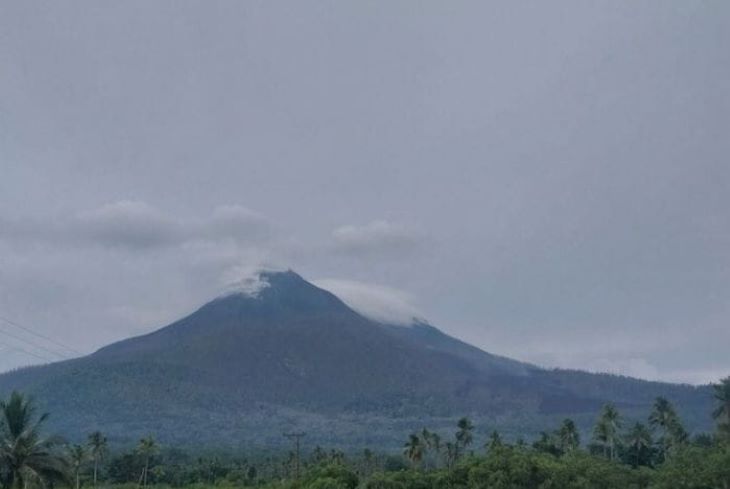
[426, 431, 441, 454]
[87, 431, 107, 488]
[593, 419, 610, 458]
[485, 430, 502, 452]
[0, 391, 68, 489]
[403, 434, 423, 469]
[594, 404, 621, 460]
[419, 428, 432, 457]
[649, 397, 674, 435]
[136, 436, 158, 488]
[649, 397, 686, 458]
[557, 419, 580, 453]
[455, 417, 474, 458]
[420, 428, 441, 468]
[625, 422, 652, 468]
[712, 377, 730, 432]
[667, 417, 688, 446]
[649, 397, 676, 429]
[67, 445, 87, 489]
[444, 442, 457, 472]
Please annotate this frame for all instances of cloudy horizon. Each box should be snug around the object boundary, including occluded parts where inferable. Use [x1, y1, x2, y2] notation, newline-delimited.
[1, 1, 728, 385]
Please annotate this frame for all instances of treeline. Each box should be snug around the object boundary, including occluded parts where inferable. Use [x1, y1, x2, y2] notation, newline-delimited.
[1, 377, 729, 489]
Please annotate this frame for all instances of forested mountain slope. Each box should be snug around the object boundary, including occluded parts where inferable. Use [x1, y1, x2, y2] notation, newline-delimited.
[0, 271, 713, 448]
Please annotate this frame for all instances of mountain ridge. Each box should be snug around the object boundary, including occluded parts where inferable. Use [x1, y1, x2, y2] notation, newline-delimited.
[0, 270, 713, 448]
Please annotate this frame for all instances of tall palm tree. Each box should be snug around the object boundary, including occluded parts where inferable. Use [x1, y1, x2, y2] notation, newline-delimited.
[87, 432, 107, 489]
[596, 404, 621, 460]
[427, 432, 441, 454]
[667, 417, 688, 446]
[443, 442, 457, 472]
[649, 397, 676, 429]
[136, 436, 158, 488]
[0, 391, 68, 489]
[420, 428, 441, 468]
[557, 419, 580, 453]
[402, 434, 423, 470]
[419, 429, 432, 456]
[455, 417, 474, 458]
[67, 445, 87, 489]
[625, 423, 652, 468]
[712, 377, 730, 431]
[485, 430, 502, 452]
[593, 419, 611, 458]
[649, 397, 686, 458]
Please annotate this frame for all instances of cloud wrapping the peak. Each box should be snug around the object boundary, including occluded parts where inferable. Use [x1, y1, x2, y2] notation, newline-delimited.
[220, 263, 290, 298]
[314, 278, 424, 326]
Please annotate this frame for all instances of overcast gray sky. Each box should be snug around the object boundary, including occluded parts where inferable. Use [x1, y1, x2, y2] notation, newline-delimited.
[1, 1, 728, 384]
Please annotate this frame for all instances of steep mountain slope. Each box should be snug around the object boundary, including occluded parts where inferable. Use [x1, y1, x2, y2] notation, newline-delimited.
[0, 271, 713, 448]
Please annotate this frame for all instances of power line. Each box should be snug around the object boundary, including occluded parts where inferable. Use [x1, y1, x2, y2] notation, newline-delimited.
[0, 328, 66, 360]
[0, 314, 82, 356]
[0, 340, 53, 363]
[0, 323, 70, 361]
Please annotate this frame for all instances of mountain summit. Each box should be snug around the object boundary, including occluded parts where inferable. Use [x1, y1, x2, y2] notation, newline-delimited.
[0, 270, 712, 448]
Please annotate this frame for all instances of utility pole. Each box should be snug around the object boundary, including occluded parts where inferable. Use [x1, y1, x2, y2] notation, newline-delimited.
[283, 432, 306, 480]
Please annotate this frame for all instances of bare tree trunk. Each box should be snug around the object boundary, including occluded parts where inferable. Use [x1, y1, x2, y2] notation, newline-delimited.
[139, 458, 149, 489]
[93, 457, 98, 488]
[143, 458, 149, 488]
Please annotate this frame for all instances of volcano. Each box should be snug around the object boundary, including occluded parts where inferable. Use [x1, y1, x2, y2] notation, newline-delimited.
[0, 271, 713, 448]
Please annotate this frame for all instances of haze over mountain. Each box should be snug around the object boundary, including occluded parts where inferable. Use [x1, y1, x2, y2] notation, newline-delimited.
[2, 1, 729, 385]
[0, 271, 712, 449]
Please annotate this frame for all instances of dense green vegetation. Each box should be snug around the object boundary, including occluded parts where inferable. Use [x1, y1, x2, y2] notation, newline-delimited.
[0, 377, 728, 489]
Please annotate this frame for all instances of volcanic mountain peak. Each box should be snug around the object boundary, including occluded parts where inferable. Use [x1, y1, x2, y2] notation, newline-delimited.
[219, 270, 426, 328]
[0, 269, 713, 448]
[222, 269, 321, 298]
[222, 270, 271, 298]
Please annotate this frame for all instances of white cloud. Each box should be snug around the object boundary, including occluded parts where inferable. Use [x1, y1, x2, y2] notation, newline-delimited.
[313, 278, 425, 326]
[331, 220, 419, 257]
[0, 201, 280, 372]
[219, 263, 288, 298]
[205, 204, 271, 243]
[0, 201, 273, 251]
[2, 0, 729, 385]
[75, 200, 183, 249]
